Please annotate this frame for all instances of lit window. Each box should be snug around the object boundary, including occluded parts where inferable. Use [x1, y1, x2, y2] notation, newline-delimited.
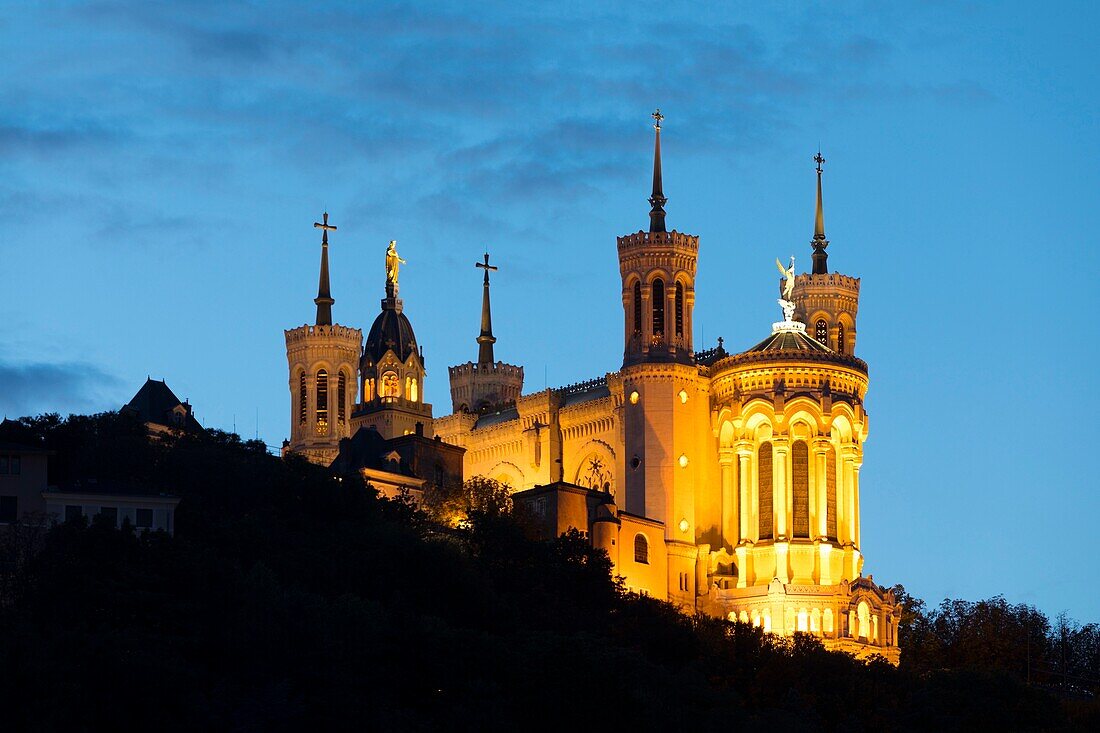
[815, 319, 828, 346]
[298, 372, 307, 425]
[381, 371, 400, 398]
[678, 454, 689, 468]
[315, 369, 329, 432]
[651, 279, 665, 339]
[629, 390, 639, 404]
[410, 378, 419, 402]
[678, 389, 688, 404]
[634, 533, 649, 564]
[338, 372, 347, 423]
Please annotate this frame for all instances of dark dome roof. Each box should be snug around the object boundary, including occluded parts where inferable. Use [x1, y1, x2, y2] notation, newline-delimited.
[745, 328, 833, 354]
[364, 302, 420, 363]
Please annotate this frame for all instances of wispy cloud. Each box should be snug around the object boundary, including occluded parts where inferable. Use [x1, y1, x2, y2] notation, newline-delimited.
[0, 359, 125, 418]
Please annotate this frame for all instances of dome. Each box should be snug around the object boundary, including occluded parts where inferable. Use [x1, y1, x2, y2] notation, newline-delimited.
[745, 327, 833, 354]
[364, 301, 421, 364]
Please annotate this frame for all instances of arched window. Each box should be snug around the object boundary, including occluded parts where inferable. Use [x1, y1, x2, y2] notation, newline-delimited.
[826, 446, 838, 540]
[815, 319, 828, 346]
[381, 371, 399, 398]
[410, 378, 419, 403]
[837, 322, 846, 354]
[651, 279, 665, 340]
[337, 372, 347, 424]
[792, 440, 809, 537]
[315, 369, 328, 431]
[297, 372, 307, 425]
[634, 533, 649, 564]
[632, 281, 642, 336]
[857, 601, 870, 639]
[758, 441, 773, 540]
[675, 282, 684, 337]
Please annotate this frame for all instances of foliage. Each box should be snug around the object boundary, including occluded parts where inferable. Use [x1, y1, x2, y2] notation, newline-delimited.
[0, 412, 1097, 731]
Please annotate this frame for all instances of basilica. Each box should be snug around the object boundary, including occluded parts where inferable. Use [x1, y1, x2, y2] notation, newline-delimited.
[284, 114, 900, 662]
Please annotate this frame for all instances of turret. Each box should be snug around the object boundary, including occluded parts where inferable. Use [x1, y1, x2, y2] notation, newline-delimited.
[284, 213, 362, 465]
[791, 153, 861, 355]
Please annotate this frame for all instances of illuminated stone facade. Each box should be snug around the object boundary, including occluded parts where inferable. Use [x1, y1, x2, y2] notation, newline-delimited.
[435, 122, 900, 662]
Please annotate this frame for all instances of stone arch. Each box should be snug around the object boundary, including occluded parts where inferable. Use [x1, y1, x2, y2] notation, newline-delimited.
[486, 461, 525, 491]
[718, 420, 736, 449]
[572, 439, 617, 496]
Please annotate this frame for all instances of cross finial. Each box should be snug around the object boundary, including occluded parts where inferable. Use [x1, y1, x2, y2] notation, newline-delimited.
[652, 108, 664, 130]
[476, 252, 498, 273]
[814, 151, 826, 173]
[314, 211, 337, 244]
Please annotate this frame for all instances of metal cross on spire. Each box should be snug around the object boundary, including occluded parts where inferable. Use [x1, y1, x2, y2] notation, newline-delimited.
[314, 211, 337, 244]
[475, 252, 498, 364]
[814, 150, 826, 173]
[312, 211, 337, 326]
[652, 108, 664, 130]
[476, 251, 498, 279]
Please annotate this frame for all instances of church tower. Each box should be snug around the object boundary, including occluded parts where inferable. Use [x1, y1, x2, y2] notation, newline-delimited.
[617, 111, 707, 607]
[791, 153, 861, 355]
[448, 253, 524, 413]
[351, 241, 434, 439]
[284, 213, 362, 465]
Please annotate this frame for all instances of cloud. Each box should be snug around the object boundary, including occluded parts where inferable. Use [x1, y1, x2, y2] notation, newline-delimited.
[0, 359, 125, 419]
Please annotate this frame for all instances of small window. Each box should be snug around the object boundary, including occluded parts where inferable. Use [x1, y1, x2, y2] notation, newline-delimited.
[0, 496, 16, 522]
[9, 455, 19, 475]
[64, 505, 83, 523]
[675, 282, 684, 337]
[837, 323, 846, 354]
[651, 280, 665, 339]
[316, 369, 329, 430]
[634, 533, 649, 564]
[815, 319, 828, 346]
[0, 455, 8, 474]
[99, 506, 118, 527]
[338, 372, 347, 424]
[136, 508, 153, 529]
[632, 281, 642, 336]
[298, 372, 307, 425]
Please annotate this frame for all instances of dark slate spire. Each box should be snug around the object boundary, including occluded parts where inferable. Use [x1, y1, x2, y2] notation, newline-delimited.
[811, 152, 829, 275]
[648, 109, 667, 233]
[475, 252, 498, 364]
[313, 212, 337, 325]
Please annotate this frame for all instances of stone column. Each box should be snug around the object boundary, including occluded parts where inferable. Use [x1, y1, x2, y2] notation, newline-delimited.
[772, 437, 790, 539]
[719, 449, 737, 549]
[736, 440, 753, 541]
[841, 445, 857, 547]
[812, 437, 830, 539]
[853, 457, 862, 548]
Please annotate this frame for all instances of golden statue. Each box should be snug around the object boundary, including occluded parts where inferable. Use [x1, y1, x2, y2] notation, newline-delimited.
[386, 240, 407, 286]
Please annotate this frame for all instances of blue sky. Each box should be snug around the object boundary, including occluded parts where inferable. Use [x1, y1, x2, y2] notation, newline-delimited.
[1, 1, 1098, 619]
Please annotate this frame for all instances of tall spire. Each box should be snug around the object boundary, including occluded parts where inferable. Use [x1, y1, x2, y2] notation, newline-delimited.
[475, 252, 498, 364]
[811, 151, 829, 275]
[649, 109, 667, 233]
[313, 212, 337, 325]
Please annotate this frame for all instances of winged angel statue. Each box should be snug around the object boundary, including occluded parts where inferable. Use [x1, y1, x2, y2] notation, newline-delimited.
[776, 256, 795, 301]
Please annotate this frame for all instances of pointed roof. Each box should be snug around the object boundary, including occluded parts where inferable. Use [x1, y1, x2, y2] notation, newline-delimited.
[811, 152, 829, 275]
[648, 109, 667, 233]
[314, 212, 337, 325]
[121, 379, 203, 432]
[476, 253, 498, 364]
